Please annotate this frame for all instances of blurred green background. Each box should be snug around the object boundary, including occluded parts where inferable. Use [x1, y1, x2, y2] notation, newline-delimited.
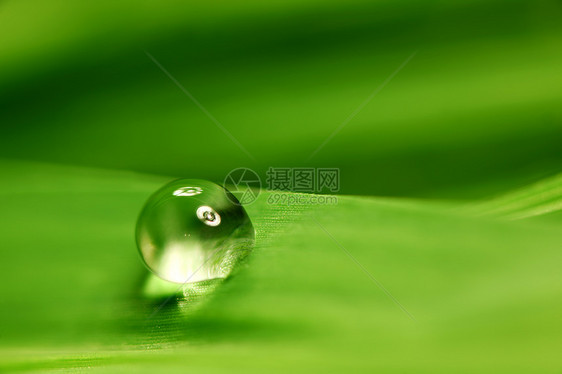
[1, 0, 561, 198]
[0, 0, 561, 372]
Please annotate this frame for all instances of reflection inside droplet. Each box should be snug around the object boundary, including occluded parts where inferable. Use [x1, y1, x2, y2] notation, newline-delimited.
[173, 186, 203, 196]
[196, 205, 221, 227]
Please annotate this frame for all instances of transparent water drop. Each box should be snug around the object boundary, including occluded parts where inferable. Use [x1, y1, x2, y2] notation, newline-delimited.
[136, 179, 254, 284]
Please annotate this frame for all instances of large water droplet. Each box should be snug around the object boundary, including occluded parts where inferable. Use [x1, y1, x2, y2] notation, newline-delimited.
[136, 179, 254, 284]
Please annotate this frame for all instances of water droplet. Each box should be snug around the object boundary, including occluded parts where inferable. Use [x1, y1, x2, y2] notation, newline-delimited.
[136, 179, 254, 284]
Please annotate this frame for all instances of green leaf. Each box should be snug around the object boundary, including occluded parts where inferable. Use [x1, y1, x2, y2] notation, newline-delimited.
[0, 160, 560, 372]
[467, 173, 562, 221]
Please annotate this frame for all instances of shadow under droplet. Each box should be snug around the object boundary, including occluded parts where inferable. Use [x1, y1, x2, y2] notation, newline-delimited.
[143, 273, 224, 312]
